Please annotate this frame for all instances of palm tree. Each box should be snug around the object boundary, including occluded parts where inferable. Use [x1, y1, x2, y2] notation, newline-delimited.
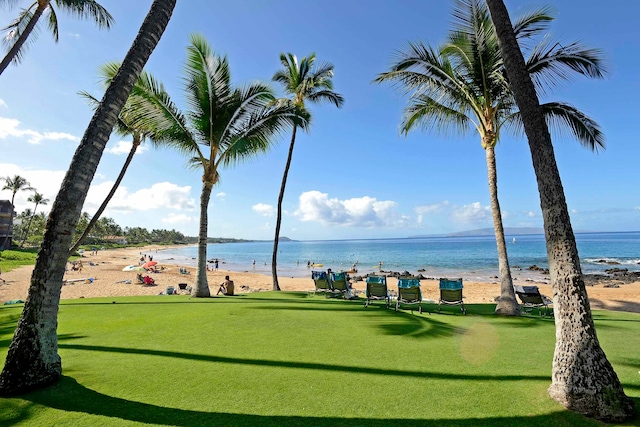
[0, 0, 114, 75]
[375, 0, 606, 316]
[485, 0, 634, 421]
[129, 34, 306, 297]
[1, 174, 34, 249]
[21, 191, 48, 247]
[0, 0, 176, 396]
[69, 62, 161, 254]
[270, 53, 344, 291]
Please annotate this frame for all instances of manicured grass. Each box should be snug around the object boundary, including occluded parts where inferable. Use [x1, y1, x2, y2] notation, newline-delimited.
[0, 293, 638, 426]
[0, 249, 39, 272]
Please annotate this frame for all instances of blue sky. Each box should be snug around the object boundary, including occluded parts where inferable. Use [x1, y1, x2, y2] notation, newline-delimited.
[0, 0, 638, 241]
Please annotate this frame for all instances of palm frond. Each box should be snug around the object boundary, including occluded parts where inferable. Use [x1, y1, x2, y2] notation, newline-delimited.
[1, 7, 39, 63]
[46, 4, 58, 42]
[57, 0, 114, 29]
[400, 94, 473, 137]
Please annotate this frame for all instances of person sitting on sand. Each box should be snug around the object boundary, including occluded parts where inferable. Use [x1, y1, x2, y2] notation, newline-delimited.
[216, 275, 234, 296]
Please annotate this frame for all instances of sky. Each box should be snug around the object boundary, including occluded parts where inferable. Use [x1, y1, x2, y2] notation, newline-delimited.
[0, 0, 638, 241]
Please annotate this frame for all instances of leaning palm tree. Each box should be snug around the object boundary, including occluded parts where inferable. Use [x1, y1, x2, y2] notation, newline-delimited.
[485, 0, 634, 421]
[375, 0, 606, 316]
[129, 34, 306, 297]
[0, 0, 176, 396]
[0, 0, 114, 75]
[69, 62, 162, 255]
[270, 53, 344, 291]
[1, 174, 34, 249]
[20, 191, 48, 247]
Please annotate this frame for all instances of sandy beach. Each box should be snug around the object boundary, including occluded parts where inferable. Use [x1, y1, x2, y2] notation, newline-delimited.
[1, 245, 639, 313]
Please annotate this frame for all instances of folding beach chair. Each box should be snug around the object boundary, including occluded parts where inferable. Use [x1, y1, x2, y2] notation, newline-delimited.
[395, 276, 424, 314]
[312, 271, 333, 297]
[439, 278, 466, 315]
[515, 285, 553, 317]
[364, 275, 390, 308]
[329, 271, 352, 299]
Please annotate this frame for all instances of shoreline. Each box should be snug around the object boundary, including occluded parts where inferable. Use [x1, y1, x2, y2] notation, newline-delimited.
[1, 245, 639, 313]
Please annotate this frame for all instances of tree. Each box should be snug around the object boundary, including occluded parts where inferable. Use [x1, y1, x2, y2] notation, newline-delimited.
[485, 0, 634, 422]
[0, 0, 176, 396]
[69, 63, 162, 254]
[21, 191, 48, 247]
[270, 53, 343, 291]
[1, 174, 34, 249]
[375, 0, 606, 316]
[0, 0, 114, 75]
[129, 34, 306, 297]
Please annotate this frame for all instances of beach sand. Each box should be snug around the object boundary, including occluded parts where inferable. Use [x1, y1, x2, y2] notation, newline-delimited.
[1, 245, 639, 313]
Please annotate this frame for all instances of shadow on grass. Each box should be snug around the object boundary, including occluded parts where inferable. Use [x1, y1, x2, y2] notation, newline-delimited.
[3, 376, 608, 427]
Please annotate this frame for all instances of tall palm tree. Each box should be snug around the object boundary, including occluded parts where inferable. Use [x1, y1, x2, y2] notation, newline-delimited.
[0, 0, 114, 75]
[270, 53, 344, 291]
[1, 174, 34, 249]
[485, 0, 634, 421]
[130, 34, 307, 298]
[0, 0, 176, 396]
[21, 191, 48, 247]
[69, 62, 161, 254]
[375, 0, 606, 316]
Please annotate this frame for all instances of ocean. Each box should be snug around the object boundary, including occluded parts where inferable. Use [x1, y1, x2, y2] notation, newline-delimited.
[151, 231, 640, 283]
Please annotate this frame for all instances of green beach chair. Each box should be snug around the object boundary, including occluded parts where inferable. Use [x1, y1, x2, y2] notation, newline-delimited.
[515, 285, 553, 317]
[311, 271, 333, 297]
[329, 271, 351, 299]
[395, 276, 424, 314]
[438, 278, 466, 315]
[364, 275, 390, 308]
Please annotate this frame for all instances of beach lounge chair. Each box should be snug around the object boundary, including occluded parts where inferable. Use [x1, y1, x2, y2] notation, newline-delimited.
[395, 276, 423, 314]
[515, 285, 553, 317]
[329, 271, 352, 299]
[438, 278, 466, 315]
[364, 275, 390, 308]
[312, 271, 333, 297]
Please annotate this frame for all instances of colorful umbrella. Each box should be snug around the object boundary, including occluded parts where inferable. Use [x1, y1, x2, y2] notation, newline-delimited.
[142, 261, 158, 269]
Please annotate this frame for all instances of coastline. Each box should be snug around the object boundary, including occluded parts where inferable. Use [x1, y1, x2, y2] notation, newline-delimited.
[1, 245, 639, 313]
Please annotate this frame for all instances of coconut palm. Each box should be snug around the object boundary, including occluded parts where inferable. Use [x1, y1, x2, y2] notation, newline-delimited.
[0, 0, 176, 396]
[485, 0, 634, 421]
[1, 174, 34, 249]
[270, 53, 344, 291]
[20, 191, 48, 247]
[69, 62, 162, 254]
[129, 34, 307, 297]
[375, 0, 606, 316]
[0, 0, 114, 75]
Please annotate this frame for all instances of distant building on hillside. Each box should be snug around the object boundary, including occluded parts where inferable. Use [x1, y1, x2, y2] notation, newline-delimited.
[0, 200, 13, 250]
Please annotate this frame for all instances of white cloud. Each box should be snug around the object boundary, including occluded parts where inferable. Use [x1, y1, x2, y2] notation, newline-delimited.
[527, 211, 537, 218]
[415, 201, 450, 223]
[295, 190, 405, 228]
[0, 163, 64, 213]
[84, 181, 196, 213]
[452, 202, 492, 224]
[0, 116, 80, 145]
[161, 213, 194, 224]
[0, 99, 7, 108]
[106, 140, 148, 155]
[252, 203, 275, 216]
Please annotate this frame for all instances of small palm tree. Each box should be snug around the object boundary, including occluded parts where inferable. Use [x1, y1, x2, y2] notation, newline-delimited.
[129, 34, 307, 297]
[0, 0, 114, 75]
[1, 174, 34, 249]
[375, 0, 606, 315]
[21, 191, 49, 247]
[69, 62, 162, 254]
[270, 53, 344, 291]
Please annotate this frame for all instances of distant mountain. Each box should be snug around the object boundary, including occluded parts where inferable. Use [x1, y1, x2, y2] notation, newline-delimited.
[279, 236, 294, 242]
[408, 227, 545, 238]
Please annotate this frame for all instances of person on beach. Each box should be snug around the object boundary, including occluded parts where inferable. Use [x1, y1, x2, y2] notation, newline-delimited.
[215, 260, 219, 270]
[217, 275, 234, 296]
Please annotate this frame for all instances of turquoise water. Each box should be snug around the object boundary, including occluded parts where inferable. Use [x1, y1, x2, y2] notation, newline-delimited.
[153, 232, 640, 283]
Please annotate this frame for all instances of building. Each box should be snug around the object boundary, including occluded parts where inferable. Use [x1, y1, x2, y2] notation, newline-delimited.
[0, 200, 13, 250]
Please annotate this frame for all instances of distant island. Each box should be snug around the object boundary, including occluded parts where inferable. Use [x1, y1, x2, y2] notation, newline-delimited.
[408, 227, 545, 238]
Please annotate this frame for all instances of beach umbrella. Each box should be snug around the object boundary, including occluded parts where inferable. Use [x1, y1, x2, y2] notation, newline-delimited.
[142, 261, 158, 269]
[122, 265, 145, 272]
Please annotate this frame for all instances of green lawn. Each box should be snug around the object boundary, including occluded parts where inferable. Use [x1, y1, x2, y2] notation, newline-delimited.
[0, 292, 638, 426]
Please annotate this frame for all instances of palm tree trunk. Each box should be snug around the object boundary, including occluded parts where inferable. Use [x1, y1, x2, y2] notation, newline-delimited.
[1, 197, 15, 250]
[192, 181, 212, 298]
[486, 0, 634, 421]
[20, 202, 40, 248]
[0, 0, 176, 397]
[0, 2, 47, 76]
[485, 145, 520, 315]
[69, 134, 142, 254]
[272, 126, 298, 291]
